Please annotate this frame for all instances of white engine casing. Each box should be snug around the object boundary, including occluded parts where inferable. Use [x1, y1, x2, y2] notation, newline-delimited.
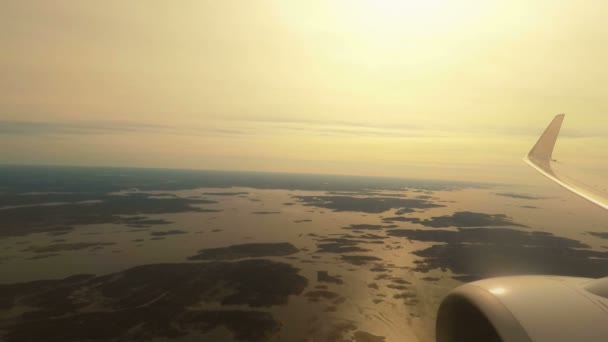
[436, 276, 608, 341]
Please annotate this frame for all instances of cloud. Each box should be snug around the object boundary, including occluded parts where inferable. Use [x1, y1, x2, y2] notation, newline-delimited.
[212, 117, 447, 138]
[2, 117, 604, 140]
[0, 120, 249, 137]
[0, 120, 170, 135]
[0, 118, 437, 138]
[216, 116, 608, 139]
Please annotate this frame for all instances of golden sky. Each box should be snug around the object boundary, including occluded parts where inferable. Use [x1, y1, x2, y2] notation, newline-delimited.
[1, 0, 607, 183]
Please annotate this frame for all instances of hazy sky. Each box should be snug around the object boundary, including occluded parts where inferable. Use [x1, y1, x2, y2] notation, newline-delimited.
[1, 0, 607, 183]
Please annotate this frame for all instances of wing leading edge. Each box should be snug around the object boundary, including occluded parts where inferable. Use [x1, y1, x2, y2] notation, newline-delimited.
[524, 114, 608, 211]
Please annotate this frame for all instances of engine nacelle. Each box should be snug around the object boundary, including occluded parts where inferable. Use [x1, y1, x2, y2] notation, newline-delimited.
[436, 276, 608, 342]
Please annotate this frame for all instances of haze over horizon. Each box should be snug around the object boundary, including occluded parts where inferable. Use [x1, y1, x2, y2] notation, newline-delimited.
[2, 0, 607, 183]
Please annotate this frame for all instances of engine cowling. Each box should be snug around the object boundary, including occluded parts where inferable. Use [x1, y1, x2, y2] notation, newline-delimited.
[436, 275, 608, 342]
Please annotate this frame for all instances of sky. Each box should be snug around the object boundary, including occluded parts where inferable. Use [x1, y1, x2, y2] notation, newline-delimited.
[1, 0, 607, 184]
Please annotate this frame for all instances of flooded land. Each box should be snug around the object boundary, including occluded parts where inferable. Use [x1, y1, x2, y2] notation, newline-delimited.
[1, 165, 607, 341]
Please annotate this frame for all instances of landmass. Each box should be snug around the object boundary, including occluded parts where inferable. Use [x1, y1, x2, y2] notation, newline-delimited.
[188, 242, 299, 260]
[0, 259, 307, 342]
[383, 211, 527, 228]
[388, 227, 608, 281]
[495, 192, 547, 200]
[23, 242, 115, 253]
[0, 193, 219, 238]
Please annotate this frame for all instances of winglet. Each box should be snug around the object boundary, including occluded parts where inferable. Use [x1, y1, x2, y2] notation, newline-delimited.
[524, 114, 608, 211]
[526, 114, 565, 168]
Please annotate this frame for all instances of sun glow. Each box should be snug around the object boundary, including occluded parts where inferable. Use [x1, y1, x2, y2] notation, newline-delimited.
[276, 0, 497, 65]
[325, 0, 486, 36]
[343, 0, 446, 27]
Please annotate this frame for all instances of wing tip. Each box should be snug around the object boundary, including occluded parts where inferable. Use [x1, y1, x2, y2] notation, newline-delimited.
[526, 114, 565, 163]
[524, 114, 608, 211]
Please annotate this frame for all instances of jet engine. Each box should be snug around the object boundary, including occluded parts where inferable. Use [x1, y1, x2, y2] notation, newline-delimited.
[436, 276, 608, 342]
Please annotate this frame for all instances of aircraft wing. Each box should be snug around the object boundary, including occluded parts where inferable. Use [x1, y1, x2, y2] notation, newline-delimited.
[524, 114, 608, 210]
[436, 115, 608, 342]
